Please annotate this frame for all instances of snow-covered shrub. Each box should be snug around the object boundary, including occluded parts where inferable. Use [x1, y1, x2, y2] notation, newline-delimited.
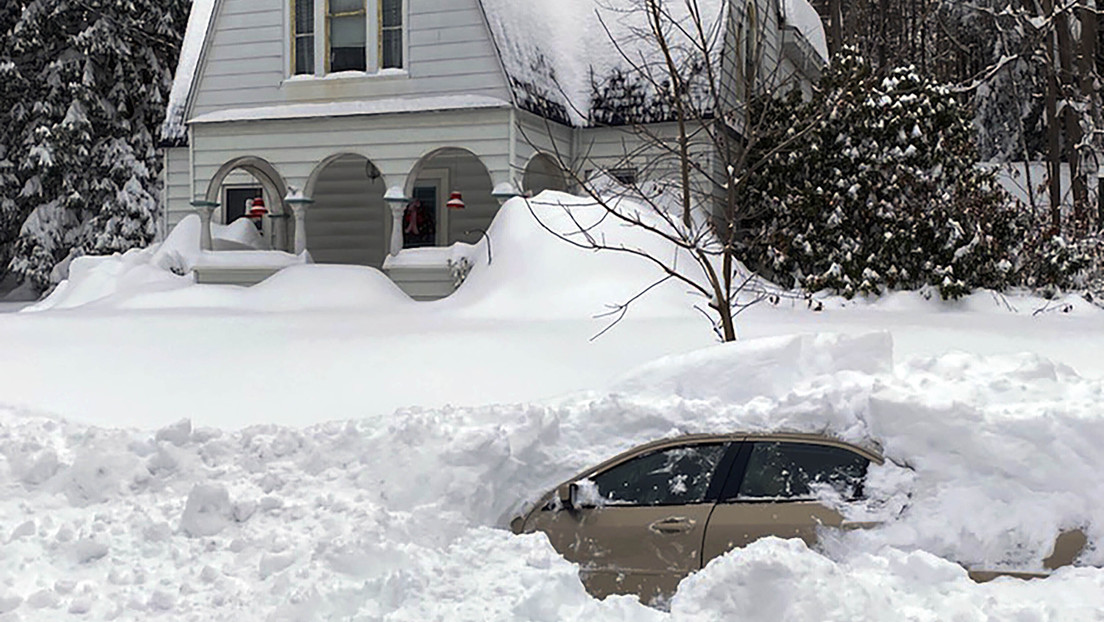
[738, 49, 1061, 299]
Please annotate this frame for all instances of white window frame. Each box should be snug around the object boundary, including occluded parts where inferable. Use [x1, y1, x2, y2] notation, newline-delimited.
[285, 0, 408, 79]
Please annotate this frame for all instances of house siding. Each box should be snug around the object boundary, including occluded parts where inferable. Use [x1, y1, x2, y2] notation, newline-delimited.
[189, 0, 511, 121]
[164, 147, 193, 231]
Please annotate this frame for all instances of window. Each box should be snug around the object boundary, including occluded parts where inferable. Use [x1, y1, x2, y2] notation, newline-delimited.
[292, 0, 315, 75]
[328, 0, 367, 72]
[608, 168, 637, 186]
[224, 186, 264, 224]
[380, 0, 403, 69]
[736, 442, 869, 501]
[291, 1, 404, 75]
[590, 444, 727, 506]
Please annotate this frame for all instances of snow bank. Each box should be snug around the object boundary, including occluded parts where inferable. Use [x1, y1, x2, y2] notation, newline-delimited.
[446, 193, 710, 321]
[0, 333, 1101, 618]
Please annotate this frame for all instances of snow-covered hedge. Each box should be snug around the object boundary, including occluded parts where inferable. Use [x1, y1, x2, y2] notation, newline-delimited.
[739, 49, 1091, 299]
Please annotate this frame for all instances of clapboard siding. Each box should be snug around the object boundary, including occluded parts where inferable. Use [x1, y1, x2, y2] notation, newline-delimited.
[189, 0, 511, 121]
[164, 147, 193, 232]
[515, 110, 575, 179]
[308, 155, 389, 266]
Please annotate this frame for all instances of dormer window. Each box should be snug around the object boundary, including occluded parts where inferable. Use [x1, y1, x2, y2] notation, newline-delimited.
[292, 0, 315, 75]
[380, 0, 403, 69]
[289, 0, 405, 77]
[329, 0, 367, 72]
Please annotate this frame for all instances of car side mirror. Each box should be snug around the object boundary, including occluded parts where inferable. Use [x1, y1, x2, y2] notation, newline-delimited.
[557, 483, 576, 510]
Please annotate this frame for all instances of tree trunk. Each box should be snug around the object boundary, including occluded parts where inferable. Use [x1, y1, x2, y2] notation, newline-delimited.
[1079, 0, 1099, 228]
[1042, 0, 1064, 231]
[828, 0, 843, 57]
[1055, 8, 1088, 225]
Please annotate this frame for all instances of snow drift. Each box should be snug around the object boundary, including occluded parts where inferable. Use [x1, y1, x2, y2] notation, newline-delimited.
[0, 333, 1101, 619]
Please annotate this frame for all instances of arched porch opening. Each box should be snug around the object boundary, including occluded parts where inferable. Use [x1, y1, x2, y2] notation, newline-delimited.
[523, 153, 569, 196]
[204, 156, 290, 251]
[305, 153, 389, 266]
[403, 148, 495, 249]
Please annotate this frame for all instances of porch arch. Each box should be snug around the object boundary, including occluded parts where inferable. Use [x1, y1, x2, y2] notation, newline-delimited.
[522, 152, 569, 196]
[203, 156, 291, 251]
[204, 156, 289, 214]
[402, 147, 496, 248]
[304, 153, 389, 266]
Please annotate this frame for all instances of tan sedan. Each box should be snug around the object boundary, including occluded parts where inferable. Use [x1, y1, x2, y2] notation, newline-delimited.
[510, 432, 1086, 603]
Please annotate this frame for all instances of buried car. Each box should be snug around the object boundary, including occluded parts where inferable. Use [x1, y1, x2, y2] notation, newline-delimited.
[510, 432, 1087, 603]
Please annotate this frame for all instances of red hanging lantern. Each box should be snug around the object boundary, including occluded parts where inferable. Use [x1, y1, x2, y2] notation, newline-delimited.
[446, 191, 465, 210]
[247, 197, 268, 219]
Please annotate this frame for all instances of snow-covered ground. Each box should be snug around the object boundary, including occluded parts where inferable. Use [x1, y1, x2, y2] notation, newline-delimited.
[2, 194, 1102, 619]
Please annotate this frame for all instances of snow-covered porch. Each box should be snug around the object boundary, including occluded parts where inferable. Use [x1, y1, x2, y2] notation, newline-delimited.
[175, 98, 542, 298]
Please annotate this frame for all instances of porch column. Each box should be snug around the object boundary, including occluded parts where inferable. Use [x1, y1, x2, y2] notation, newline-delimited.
[384, 186, 410, 257]
[190, 199, 219, 251]
[285, 192, 314, 255]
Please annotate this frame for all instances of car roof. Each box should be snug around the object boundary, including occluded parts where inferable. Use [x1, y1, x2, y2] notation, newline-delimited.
[575, 431, 884, 481]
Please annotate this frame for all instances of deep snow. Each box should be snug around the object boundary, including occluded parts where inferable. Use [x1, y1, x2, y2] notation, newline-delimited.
[2, 193, 1103, 619]
[0, 334, 1102, 620]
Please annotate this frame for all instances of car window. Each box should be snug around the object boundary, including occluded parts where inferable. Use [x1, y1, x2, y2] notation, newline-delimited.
[736, 442, 869, 501]
[590, 444, 727, 506]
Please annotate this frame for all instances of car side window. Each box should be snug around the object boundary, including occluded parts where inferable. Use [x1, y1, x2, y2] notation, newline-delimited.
[737, 442, 869, 501]
[590, 444, 727, 506]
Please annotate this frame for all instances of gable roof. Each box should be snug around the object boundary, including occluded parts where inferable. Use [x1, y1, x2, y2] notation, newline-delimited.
[161, 0, 828, 142]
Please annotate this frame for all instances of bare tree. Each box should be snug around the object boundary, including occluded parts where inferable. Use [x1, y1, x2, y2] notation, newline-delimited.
[519, 0, 832, 342]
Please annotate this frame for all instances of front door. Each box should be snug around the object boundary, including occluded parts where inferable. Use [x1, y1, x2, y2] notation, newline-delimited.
[527, 443, 729, 603]
[403, 184, 438, 249]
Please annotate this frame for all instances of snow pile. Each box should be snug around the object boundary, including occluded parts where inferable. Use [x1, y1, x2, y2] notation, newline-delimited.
[0, 333, 1101, 619]
[26, 215, 296, 312]
[447, 192, 710, 321]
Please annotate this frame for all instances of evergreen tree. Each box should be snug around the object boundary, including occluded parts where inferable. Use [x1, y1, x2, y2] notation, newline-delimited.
[739, 49, 1047, 299]
[1, 0, 188, 289]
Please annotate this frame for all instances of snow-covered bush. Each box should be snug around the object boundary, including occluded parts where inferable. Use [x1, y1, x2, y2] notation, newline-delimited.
[738, 49, 1082, 299]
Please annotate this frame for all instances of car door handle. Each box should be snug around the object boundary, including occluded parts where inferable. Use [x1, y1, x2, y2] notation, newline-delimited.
[840, 521, 882, 530]
[649, 517, 696, 534]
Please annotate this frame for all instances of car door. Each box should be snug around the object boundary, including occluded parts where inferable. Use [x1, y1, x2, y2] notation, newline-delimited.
[702, 440, 871, 563]
[526, 442, 731, 603]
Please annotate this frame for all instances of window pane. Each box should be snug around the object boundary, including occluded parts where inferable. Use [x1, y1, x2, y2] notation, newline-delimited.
[295, 35, 314, 74]
[331, 15, 366, 46]
[381, 0, 402, 28]
[738, 442, 869, 500]
[295, 0, 314, 34]
[330, 0, 363, 14]
[382, 28, 402, 69]
[591, 444, 726, 506]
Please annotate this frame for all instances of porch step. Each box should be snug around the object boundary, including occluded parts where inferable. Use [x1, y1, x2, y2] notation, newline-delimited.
[193, 265, 285, 286]
[383, 265, 457, 301]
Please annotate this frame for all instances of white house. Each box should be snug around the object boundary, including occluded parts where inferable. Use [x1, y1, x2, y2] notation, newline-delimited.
[161, 0, 827, 297]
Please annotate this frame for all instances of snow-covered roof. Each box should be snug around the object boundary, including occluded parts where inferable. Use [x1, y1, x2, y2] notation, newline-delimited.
[162, 0, 828, 140]
[162, 0, 217, 144]
[188, 95, 512, 125]
[780, 0, 829, 62]
[479, 0, 728, 126]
